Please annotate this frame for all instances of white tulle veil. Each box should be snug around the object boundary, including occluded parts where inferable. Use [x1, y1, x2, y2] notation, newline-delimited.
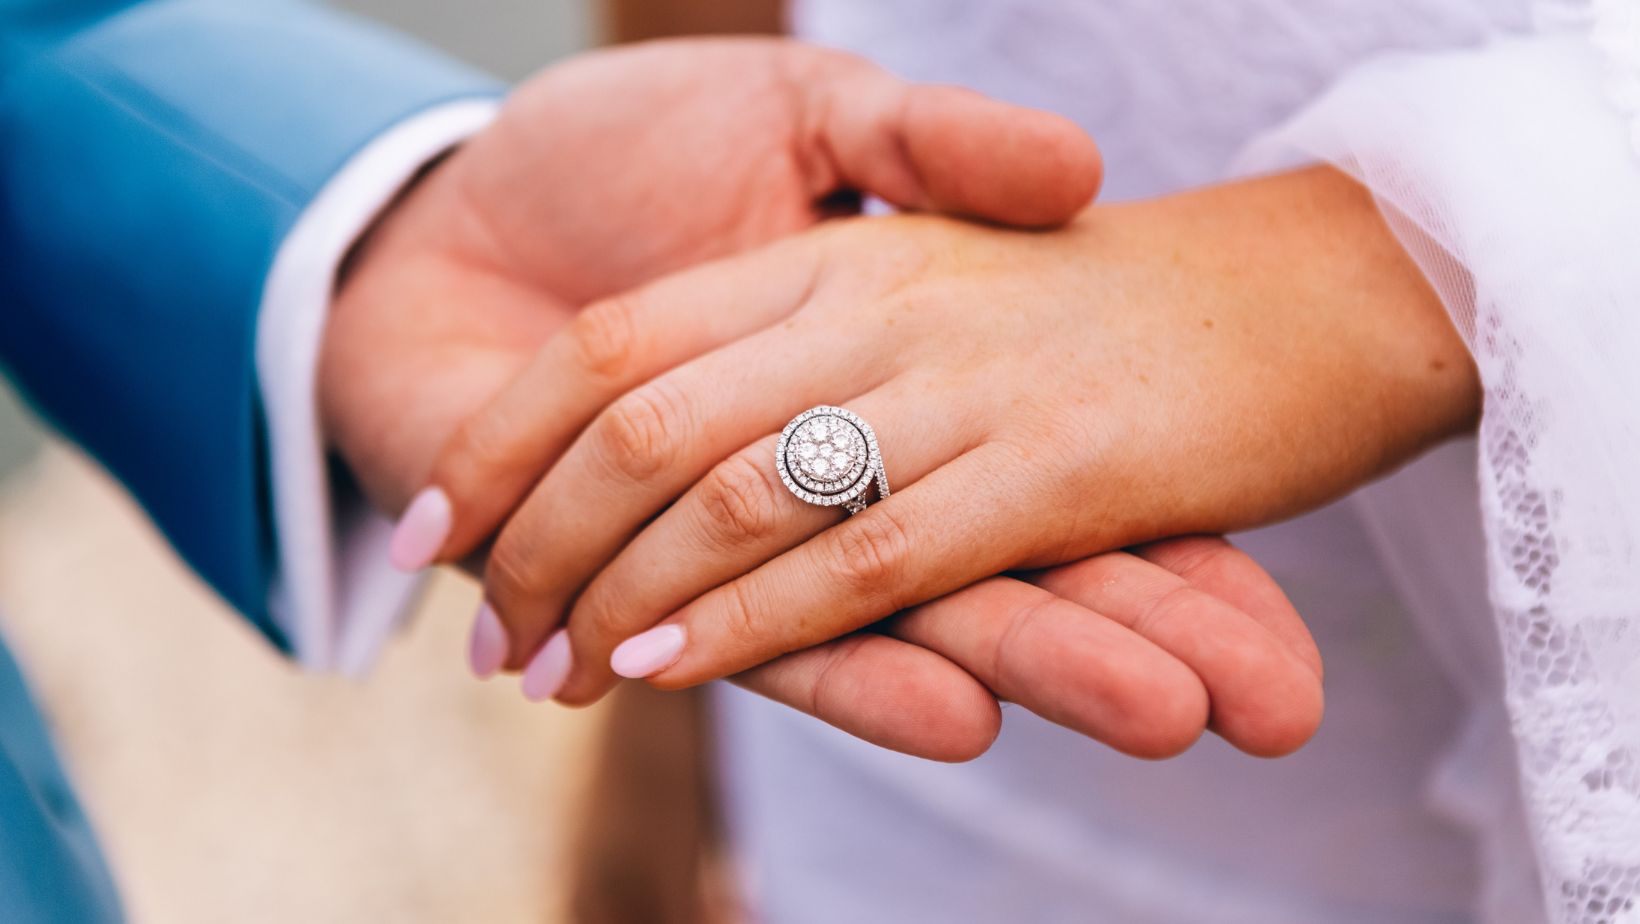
[1245, 2, 1640, 920]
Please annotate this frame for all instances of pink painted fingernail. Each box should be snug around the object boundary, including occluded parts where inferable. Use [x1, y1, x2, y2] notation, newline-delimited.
[389, 487, 452, 572]
[610, 625, 686, 678]
[522, 631, 573, 702]
[467, 602, 509, 679]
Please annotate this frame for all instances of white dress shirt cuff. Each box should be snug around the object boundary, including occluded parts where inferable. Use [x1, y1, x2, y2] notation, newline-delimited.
[256, 98, 501, 675]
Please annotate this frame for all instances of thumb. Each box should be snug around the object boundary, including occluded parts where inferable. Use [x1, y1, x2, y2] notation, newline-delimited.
[795, 50, 1103, 228]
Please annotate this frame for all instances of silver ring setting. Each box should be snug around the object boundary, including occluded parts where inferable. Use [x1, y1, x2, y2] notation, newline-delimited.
[775, 406, 890, 515]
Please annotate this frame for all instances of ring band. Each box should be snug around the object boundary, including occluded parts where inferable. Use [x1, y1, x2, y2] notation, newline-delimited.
[775, 406, 890, 515]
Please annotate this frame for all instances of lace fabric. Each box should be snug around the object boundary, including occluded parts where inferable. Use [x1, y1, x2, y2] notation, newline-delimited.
[1243, 17, 1640, 923]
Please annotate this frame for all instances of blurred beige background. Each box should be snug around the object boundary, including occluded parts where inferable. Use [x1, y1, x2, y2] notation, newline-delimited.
[0, 2, 606, 921]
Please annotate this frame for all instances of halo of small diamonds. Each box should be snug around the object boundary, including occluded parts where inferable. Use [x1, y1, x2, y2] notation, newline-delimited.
[775, 406, 885, 508]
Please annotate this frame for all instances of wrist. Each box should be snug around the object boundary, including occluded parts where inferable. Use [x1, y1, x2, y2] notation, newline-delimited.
[1265, 166, 1481, 443]
[1064, 165, 1480, 532]
[319, 149, 462, 512]
[1159, 166, 1479, 453]
[332, 149, 456, 306]
[315, 132, 570, 518]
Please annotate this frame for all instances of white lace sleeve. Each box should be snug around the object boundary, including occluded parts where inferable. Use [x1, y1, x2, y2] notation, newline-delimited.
[1239, 11, 1640, 924]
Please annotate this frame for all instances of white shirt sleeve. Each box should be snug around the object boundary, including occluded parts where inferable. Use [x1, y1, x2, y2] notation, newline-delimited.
[256, 98, 501, 676]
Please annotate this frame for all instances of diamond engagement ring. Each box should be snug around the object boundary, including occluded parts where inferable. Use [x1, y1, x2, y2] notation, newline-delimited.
[775, 406, 891, 515]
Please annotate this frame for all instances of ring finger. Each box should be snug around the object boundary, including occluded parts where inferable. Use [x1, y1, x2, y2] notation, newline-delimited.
[550, 378, 981, 704]
[481, 324, 901, 668]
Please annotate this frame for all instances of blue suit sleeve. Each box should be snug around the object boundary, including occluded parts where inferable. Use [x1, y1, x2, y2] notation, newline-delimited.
[0, 0, 504, 649]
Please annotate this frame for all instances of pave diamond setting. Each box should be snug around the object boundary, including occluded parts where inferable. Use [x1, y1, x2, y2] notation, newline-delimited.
[775, 406, 889, 512]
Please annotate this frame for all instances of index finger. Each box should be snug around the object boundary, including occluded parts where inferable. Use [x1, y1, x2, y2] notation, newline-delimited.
[398, 236, 828, 570]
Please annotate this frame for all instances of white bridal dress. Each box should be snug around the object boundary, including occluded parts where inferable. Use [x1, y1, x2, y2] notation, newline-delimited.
[713, 2, 1640, 922]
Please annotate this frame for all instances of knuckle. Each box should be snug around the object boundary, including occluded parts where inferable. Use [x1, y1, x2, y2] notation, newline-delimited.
[486, 532, 552, 606]
[593, 382, 687, 481]
[1146, 536, 1230, 584]
[840, 215, 936, 277]
[806, 634, 869, 722]
[828, 508, 915, 596]
[574, 585, 629, 643]
[698, 453, 783, 547]
[990, 592, 1061, 692]
[567, 296, 641, 381]
[716, 580, 768, 649]
[439, 412, 516, 489]
[1129, 583, 1199, 641]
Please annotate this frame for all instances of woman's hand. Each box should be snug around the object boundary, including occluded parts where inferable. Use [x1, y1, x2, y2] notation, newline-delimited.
[412, 165, 1471, 748]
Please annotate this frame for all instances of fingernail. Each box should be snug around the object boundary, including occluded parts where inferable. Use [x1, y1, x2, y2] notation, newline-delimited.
[521, 630, 573, 702]
[467, 602, 509, 679]
[610, 625, 686, 678]
[389, 487, 452, 572]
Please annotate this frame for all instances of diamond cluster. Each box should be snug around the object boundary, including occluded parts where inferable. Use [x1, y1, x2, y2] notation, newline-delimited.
[775, 406, 884, 508]
[787, 416, 868, 493]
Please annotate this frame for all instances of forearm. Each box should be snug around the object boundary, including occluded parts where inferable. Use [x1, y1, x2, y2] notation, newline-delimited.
[1075, 165, 1480, 532]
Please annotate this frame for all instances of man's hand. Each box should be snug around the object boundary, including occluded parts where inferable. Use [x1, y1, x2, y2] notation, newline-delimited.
[321, 37, 1101, 515]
